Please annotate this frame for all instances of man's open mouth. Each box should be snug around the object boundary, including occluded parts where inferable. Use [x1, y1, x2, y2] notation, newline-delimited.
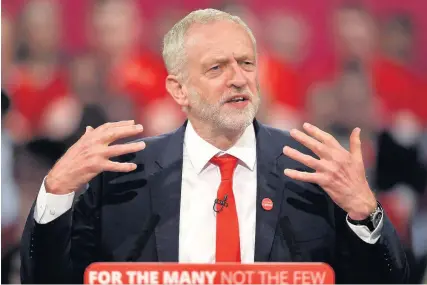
[224, 94, 250, 103]
[227, 97, 247, 103]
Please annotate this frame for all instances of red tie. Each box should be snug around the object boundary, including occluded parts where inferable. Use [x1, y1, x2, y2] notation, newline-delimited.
[210, 154, 241, 262]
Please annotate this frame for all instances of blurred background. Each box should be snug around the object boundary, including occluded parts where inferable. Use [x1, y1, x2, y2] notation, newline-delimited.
[1, 0, 426, 283]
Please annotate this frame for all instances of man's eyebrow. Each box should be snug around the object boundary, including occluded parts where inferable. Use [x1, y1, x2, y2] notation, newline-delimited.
[201, 56, 229, 67]
[235, 53, 255, 60]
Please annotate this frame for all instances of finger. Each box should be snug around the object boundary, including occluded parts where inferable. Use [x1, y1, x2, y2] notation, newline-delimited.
[290, 129, 327, 157]
[350, 127, 363, 160]
[85, 126, 94, 134]
[105, 141, 146, 158]
[284, 168, 320, 183]
[102, 124, 144, 144]
[283, 146, 321, 170]
[104, 161, 137, 172]
[98, 120, 136, 131]
[302, 122, 341, 148]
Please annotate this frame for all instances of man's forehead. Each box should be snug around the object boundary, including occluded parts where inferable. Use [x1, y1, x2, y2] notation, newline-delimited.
[185, 20, 255, 56]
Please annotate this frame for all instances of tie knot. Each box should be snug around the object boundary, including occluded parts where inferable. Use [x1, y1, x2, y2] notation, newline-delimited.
[210, 154, 238, 181]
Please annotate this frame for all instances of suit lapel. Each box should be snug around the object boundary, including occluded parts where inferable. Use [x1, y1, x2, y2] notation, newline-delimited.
[253, 121, 288, 261]
[150, 121, 187, 262]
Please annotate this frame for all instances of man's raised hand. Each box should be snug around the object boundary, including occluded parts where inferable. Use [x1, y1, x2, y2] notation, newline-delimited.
[283, 123, 377, 220]
[45, 120, 146, 195]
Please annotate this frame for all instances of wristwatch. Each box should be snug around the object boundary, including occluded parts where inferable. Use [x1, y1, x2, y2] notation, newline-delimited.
[347, 202, 383, 232]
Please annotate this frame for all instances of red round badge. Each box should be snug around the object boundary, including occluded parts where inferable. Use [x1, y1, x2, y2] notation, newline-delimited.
[262, 198, 273, 211]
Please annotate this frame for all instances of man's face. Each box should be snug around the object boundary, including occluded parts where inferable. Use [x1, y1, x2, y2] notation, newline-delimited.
[92, 1, 139, 56]
[384, 25, 413, 61]
[334, 9, 375, 59]
[183, 20, 260, 132]
[23, 1, 60, 56]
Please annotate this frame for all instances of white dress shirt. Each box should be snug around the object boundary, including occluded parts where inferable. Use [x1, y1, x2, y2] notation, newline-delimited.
[179, 121, 257, 263]
[34, 122, 383, 262]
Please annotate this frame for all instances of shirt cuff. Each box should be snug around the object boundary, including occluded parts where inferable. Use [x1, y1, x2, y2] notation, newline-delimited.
[34, 177, 75, 224]
[346, 212, 383, 244]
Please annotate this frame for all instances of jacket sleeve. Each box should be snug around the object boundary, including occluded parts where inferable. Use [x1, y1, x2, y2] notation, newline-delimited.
[20, 174, 104, 284]
[333, 205, 410, 284]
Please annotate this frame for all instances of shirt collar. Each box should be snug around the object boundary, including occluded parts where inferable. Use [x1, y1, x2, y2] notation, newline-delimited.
[184, 120, 256, 174]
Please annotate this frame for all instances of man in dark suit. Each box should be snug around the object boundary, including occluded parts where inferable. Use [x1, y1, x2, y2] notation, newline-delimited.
[20, 8, 409, 284]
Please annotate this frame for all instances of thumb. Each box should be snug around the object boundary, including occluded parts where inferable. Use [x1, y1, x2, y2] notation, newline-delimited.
[350, 127, 362, 159]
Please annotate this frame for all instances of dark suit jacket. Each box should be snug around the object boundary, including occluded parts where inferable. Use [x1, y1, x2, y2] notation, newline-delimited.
[20, 121, 409, 284]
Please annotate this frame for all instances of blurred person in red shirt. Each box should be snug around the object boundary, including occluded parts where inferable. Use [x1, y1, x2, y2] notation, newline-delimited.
[89, 0, 183, 136]
[4, 0, 80, 144]
[373, 13, 426, 128]
[305, 3, 377, 87]
[316, 4, 424, 130]
[257, 10, 309, 130]
[303, 2, 426, 136]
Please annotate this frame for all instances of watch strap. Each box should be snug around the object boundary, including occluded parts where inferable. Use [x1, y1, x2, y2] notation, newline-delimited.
[347, 202, 383, 231]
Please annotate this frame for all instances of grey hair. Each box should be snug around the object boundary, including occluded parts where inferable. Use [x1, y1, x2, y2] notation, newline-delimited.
[162, 8, 257, 80]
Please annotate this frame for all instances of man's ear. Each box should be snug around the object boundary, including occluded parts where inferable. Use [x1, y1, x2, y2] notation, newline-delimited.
[166, 75, 189, 108]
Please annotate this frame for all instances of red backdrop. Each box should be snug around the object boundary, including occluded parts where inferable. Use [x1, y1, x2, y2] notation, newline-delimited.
[2, 0, 427, 74]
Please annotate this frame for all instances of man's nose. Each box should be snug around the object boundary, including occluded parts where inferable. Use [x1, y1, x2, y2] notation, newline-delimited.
[227, 63, 248, 89]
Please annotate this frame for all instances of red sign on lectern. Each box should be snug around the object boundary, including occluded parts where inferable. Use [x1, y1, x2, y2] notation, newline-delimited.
[84, 262, 335, 284]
